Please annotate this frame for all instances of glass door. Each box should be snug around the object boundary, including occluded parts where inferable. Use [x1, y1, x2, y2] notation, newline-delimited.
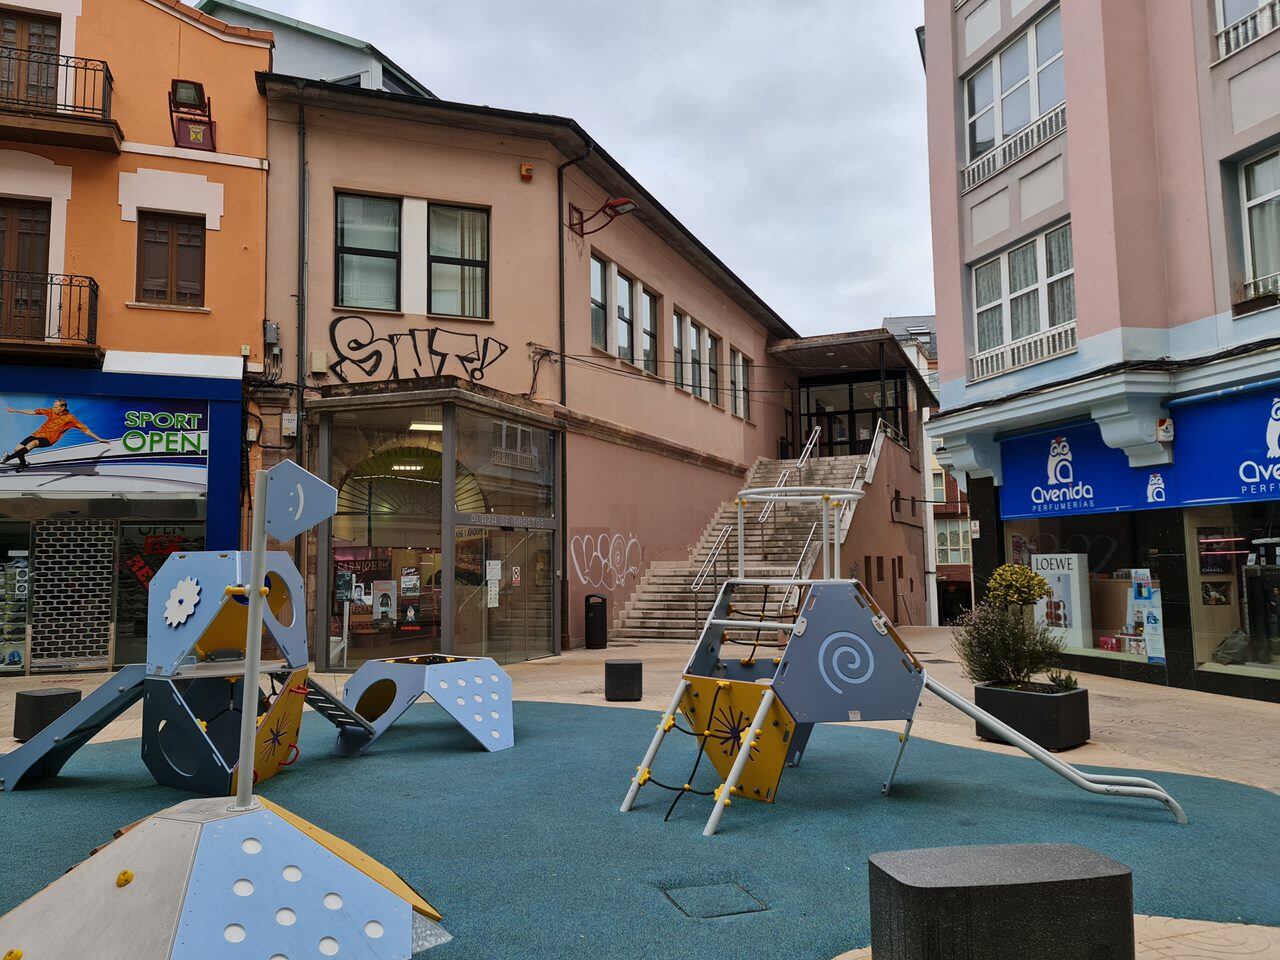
[453, 525, 555, 664]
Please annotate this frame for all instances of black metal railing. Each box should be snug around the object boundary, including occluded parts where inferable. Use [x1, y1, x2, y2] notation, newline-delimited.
[0, 47, 113, 120]
[0, 272, 98, 346]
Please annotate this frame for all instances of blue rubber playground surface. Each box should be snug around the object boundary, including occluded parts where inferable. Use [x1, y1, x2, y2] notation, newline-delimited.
[2, 700, 1278, 959]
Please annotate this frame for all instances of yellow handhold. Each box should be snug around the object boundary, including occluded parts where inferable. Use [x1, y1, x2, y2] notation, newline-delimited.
[716, 680, 731, 690]
[115, 870, 134, 888]
[636, 768, 651, 787]
[224, 585, 248, 596]
[661, 715, 675, 732]
[259, 586, 271, 596]
[197, 719, 208, 731]
[5, 949, 23, 960]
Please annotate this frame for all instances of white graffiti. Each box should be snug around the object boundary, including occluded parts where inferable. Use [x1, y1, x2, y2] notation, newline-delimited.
[571, 531, 642, 591]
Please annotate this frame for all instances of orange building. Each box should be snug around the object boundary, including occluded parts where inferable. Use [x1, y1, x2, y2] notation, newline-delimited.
[0, 0, 271, 675]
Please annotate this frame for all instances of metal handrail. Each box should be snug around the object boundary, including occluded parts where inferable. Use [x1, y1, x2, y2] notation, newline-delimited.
[691, 523, 732, 592]
[796, 424, 821, 472]
[0, 271, 99, 345]
[756, 467, 791, 523]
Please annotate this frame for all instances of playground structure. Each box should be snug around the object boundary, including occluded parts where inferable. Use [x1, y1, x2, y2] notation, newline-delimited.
[0, 467, 514, 796]
[0, 460, 456, 958]
[620, 485, 1188, 836]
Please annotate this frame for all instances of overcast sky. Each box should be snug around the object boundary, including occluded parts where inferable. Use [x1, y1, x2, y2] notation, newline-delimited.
[270, 1, 933, 336]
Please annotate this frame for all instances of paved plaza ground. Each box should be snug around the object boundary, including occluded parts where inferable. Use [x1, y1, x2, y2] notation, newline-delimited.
[1, 626, 1278, 958]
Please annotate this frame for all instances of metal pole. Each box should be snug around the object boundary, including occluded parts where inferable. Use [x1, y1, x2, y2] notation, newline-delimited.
[832, 501, 842, 577]
[736, 498, 745, 579]
[821, 495, 831, 579]
[232, 469, 269, 811]
[703, 687, 775, 836]
[621, 678, 689, 812]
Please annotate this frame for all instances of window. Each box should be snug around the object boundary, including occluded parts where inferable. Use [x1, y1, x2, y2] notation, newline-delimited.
[729, 348, 740, 416]
[738, 353, 752, 420]
[965, 6, 1064, 162]
[1220, 0, 1267, 28]
[673, 311, 685, 389]
[428, 204, 488, 318]
[689, 321, 703, 397]
[876, 556, 885, 582]
[707, 333, 721, 404]
[641, 290, 658, 374]
[136, 212, 205, 307]
[616, 273, 634, 363]
[936, 518, 972, 565]
[1242, 149, 1280, 291]
[336, 193, 400, 310]
[590, 256, 607, 349]
[971, 222, 1074, 354]
[932, 470, 946, 503]
[894, 489, 902, 514]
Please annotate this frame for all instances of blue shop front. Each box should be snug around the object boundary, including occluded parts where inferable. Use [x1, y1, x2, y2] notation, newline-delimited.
[0, 362, 242, 674]
[996, 383, 1280, 701]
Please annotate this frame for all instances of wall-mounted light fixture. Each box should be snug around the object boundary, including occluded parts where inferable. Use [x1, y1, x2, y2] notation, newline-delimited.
[568, 197, 638, 236]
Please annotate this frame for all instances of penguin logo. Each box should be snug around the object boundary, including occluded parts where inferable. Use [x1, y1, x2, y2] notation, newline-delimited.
[1267, 398, 1280, 458]
[1047, 436, 1074, 485]
[1146, 473, 1166, 503]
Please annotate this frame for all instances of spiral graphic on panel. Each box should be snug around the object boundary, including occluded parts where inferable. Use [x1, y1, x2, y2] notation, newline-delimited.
[817, 632, 876, 694]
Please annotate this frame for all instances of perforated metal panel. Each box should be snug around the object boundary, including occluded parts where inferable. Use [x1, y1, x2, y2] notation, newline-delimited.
[30, 519, 115, 667]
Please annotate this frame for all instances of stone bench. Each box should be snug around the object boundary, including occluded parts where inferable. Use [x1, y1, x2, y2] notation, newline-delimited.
[869, 843, 1134, 960]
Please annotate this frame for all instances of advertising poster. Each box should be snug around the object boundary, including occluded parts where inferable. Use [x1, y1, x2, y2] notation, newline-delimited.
[1125, 570, 1166, 665]
[0, 391, 209, 495]
[400, 566, 421, 599]
[372, 580, 397, 624]
[1030, 553, 1092, 649]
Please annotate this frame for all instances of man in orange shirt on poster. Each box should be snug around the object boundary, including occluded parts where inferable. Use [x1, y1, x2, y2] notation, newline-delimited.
[1, 399, 109, 473]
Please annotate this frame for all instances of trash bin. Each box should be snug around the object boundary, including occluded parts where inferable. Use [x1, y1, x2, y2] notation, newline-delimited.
[585, 593, 608, 649]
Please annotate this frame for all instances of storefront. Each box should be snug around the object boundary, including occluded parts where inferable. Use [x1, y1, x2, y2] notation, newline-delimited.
[315, 385, 560, 670]
[995, 382, 1280, 701]
[0, 361, 242, 674]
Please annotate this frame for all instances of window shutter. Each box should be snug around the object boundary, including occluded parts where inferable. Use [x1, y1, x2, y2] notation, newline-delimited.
[139, 215, 171, 302]
[174, 218, 204, 305]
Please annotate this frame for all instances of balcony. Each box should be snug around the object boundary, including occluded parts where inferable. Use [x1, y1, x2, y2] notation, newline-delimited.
[0, 47, 120, 152]
[1243, 271, 1280, 302]
[969, 320, 1077, 382]
[1217, 1, 1280, 60]
[0, 272, 101, 366]
[962, 102, 1066, 194]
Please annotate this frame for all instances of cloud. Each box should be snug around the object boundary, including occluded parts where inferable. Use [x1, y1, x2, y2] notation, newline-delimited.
[261, 0, 933, 335]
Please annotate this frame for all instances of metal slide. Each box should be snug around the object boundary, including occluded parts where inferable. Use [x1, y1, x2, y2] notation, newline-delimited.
[924, 675, 1188, 824]
[0, 663, 147, 792]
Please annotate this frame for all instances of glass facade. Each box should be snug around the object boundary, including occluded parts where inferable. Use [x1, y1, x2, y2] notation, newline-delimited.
[324, 400, 558, 670]
[799, 374, 907, 456]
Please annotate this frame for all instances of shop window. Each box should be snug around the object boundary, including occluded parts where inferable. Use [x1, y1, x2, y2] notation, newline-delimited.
[115, 524, 204, 665]
[336, 193, 401, 311]
[428, 204, 488, 318]
[137, 212, 205, 307]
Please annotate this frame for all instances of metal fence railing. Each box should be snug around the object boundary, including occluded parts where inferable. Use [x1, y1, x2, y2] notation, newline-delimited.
[0, 47, 113, 120]
[0, 272, 99, 346]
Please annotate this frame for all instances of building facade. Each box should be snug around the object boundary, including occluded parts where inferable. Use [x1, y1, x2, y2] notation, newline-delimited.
[925, 0, 1280, 700]
[0, 0, 270, 673]
[240, 70, 930, 669]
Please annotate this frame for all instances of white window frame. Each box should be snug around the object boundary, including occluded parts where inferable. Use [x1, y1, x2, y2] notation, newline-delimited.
[963, 5, 1065, 164]
[936, 517, 972, 565]
[615, 269, 636, 365]
[1241, 147, 1280, 290]
[707, 331, 722, 406]
[971, 221, 1074, 353]
[673, 309, 686, 390]
[689, 319, 704, 399]
[729, 347, 740, 415]
[589, 254, 608, 351]
[640, 288, 659, 375]
[932, 470, 946, 503]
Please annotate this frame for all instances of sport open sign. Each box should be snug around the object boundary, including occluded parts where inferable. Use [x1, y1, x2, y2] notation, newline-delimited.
[122, 410, 206, 454]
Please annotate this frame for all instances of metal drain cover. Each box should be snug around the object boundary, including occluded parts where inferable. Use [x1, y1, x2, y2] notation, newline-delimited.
[663, 883, 768, 918]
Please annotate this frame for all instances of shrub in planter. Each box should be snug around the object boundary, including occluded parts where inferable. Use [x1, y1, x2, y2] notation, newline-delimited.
[952, 602, 1089, 751]
[985, 563, 1049, 610]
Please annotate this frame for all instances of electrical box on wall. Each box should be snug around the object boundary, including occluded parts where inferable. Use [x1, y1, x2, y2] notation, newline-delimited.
[281, 413, 298, 438]
[519, 161, 534, 181]
[309, 350, 329, 375]
[263, 321, 280, 346]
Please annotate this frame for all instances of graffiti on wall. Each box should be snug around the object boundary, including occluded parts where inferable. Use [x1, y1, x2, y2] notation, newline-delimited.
[570, 531, 642, 592]
[328, 315, 509, 384]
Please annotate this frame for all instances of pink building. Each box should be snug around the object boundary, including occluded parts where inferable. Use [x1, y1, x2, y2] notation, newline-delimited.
[924, 0, 1280, 700]
[234, 58, 933, 669]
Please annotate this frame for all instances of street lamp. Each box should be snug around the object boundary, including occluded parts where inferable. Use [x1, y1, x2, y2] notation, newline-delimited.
[569, 196, 638, 236]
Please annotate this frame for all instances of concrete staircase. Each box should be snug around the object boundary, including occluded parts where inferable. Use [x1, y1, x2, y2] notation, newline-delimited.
[612, 455, 867, 643]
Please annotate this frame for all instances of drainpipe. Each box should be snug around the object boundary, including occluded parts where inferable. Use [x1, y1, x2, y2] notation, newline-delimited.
[294, 82, 308, 573]
[556, 143, 592, 652]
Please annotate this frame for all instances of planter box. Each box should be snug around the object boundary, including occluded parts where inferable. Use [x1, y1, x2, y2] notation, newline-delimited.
[974, 683, 1090, 751]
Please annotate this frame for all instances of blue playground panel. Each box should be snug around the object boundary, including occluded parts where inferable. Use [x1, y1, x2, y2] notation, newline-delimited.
[1, 702, 1277, 960]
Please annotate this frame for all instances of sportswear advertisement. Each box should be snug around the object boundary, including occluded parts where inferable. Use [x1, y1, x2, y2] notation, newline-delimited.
[0, 391, 210, 496]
